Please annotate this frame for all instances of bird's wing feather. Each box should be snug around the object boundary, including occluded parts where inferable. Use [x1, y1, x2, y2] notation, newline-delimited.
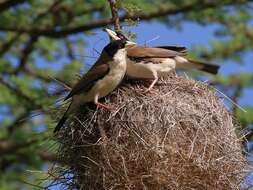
[127, 46, 185, 58]
[64, 64, 109, 100]
[155, 46, 187, 54]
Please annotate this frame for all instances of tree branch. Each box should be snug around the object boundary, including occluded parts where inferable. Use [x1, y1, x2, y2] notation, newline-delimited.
[0, 34, 21, 57]
[0, 76, 39, 108]
[15, 35, 38, 74]
[76, 5, 104, 16]
[0, 141, 59, 172]
[64, 39, 75, 60]
[35, 0, 62, 20]
[7, 111, 30, 134]
[0, 138, 37, 155]
[0, 0, 26, 13]
[0, 136, 60, 163]
[107, 0, 121, 32]
[231, 84, 242, 115]
[0, 0, 249, 38]
[23, 67, 52, 83]
[0, 150, 59, 172]
[13, 1, 65, 74]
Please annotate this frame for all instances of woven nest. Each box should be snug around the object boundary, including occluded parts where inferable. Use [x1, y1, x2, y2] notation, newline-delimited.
[52, 75, 247, 190]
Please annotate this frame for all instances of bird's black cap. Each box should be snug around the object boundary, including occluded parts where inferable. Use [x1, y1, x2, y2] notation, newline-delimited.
[116, 31, 129, 41]
[104, 39, 127, 57]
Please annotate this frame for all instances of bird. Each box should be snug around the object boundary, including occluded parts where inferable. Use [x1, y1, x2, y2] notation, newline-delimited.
[54, 39, 135, 133]
[104, 28, 220, 92]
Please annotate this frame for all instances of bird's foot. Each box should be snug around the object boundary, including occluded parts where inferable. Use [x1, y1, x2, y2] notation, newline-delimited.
[95, 102, 112, 110]
[142, 78, 158, 94]
[136, 87, 157, 95]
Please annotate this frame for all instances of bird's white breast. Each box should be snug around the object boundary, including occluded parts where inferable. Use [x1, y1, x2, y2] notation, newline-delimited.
[76, 49, 127, 103]
[126, 58, 176, 79]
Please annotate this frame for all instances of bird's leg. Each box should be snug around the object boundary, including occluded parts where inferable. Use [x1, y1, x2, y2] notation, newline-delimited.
[96, 102, 111, 109]
[143, 73, 158, 94]
[94, 94, 111, 110]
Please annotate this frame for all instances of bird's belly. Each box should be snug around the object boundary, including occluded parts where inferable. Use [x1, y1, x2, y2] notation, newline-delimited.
[126, 58, 176, 79]
[75, 65, 126, 103]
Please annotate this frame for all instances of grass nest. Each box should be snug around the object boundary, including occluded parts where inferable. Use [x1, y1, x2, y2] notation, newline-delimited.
[52, 75, 247, 190]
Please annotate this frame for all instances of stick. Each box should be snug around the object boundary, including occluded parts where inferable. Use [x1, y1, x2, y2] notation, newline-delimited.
[107, 0, 121, 32]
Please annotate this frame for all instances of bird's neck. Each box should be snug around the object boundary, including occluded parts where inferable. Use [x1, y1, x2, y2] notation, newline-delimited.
[111, 49, 126, 66]
[97, 51, 109, 61]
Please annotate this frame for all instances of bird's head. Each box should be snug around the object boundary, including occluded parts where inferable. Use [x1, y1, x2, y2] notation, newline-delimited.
[103, 39, 135, 58]
[104, 28, 136, 46]
[104, 28, 120, 41]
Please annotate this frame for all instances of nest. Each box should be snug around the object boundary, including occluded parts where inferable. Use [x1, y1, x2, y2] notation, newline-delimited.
[52, 75, 247, 190]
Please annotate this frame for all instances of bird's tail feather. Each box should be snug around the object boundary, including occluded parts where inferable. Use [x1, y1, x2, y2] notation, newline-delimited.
[54, 115, 67, 133]
[53, 103, 72, 133]
[188, 59, 220, 74]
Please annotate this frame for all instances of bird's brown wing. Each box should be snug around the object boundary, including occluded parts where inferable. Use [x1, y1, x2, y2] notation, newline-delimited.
[127, 46, 186, 58]
[64, 64, 109, 100]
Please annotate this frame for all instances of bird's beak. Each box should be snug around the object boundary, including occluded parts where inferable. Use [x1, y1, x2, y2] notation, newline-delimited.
[103, 28, 120, 40]
[126, 40, 136, 48]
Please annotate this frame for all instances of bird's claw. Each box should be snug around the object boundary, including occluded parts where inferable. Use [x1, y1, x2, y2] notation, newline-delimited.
[95, 102, 112, 110]
[136, 88, 158, 95]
